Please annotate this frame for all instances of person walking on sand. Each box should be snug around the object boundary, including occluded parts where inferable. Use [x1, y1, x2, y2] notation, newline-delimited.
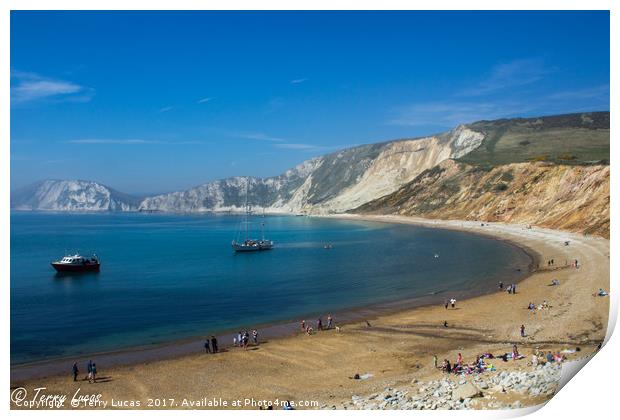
[91, 362, 97, 383]
[211, 335, 218, 353]
[327, 314, 333, 330]
[87, 360, 93, 382]
[72, 362, 79, 382]
[520, 324, 526, 337]
[204, 338, 211, 354]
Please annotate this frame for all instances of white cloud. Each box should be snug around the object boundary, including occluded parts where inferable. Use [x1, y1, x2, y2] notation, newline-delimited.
[458, 58, 553, 97]
[66, 138, 203, 145]
[290, 78, 308, 84]
[388, 101, 537, 127]
[274, 143, 317, 150]
[237, 133, 286, 142]
[197, 97, 214, 104]
[158, 106, 174, 113]
[11, 70, 92, 104]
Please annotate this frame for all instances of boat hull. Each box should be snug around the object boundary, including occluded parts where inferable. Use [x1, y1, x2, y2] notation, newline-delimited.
[232, 241, 274, 252]
[51, 262, 100, 273]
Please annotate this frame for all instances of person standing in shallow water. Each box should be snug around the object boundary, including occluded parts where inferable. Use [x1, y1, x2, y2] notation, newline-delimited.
[72, 362, 79, 382]
[91, 362, 97, 383]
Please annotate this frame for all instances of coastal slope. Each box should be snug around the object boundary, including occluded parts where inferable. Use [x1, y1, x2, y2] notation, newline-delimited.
[356, 160, 610, 238]
[355, 112, 610, 238]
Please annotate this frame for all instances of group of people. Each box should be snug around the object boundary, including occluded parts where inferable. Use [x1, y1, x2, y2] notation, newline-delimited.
[71, 360, 97, 383]
[204, 335, 219, 354]
[233, 330, 259, 349]
[527, 300, 550, 310]
[438, 344, 531, 377]
[438, 352, 496, 376]
[498, 281, 517, 294]
[531, 349, 567, 366]
[443, 298, 457, 309]
[301, 314, 334, 335]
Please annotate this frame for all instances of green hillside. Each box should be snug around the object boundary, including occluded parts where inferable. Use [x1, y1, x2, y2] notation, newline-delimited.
[458, 111, 609, 166]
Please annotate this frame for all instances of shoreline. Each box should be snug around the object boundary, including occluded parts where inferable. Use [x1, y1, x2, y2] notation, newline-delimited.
[10, 216, 537, 381]
[10, 215, 610, 410]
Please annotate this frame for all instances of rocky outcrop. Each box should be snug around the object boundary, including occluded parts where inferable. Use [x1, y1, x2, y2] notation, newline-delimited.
[332, 363, 561, 410]
[10, 180, 141, 212]
[356, 160, 610, 238]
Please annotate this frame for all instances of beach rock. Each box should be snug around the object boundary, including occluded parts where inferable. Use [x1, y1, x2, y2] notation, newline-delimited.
[452, 383, 482, 401]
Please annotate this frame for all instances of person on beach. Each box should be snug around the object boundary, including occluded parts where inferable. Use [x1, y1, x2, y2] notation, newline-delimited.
[433, 354, 438, 368]
[72, 362, 79, 382]
[499, 281, 504, 290]
[87, 360, 93, 382]
[450, 298, 456, 309]
[546, 352, 554, 363]
[237, 331, 242, 347]
[457, 353, 463, 365]
[507, 284, 512, 294]
[327, 314, 333, 329]
[300, 320, 305, 332]
[211, 335, 218, 353]
[520, 324, 526, 337]
[317, 318, 323, 331]
[91, 363, 97, 383]
[444, 300, 449, 309]
[512, 345, 519, 360]
[512, 284, 517, 294]
[242, 331, 249, 349]
[204, 338, 211, 354]
[252, 329, 258, 345]
[443, 320, 448, 328]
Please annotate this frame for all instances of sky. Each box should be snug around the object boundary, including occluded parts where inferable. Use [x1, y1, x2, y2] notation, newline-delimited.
[10, 11, 610, 195]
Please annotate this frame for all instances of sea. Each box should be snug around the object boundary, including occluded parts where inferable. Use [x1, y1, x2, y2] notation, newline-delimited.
[10, 212, 532, 365]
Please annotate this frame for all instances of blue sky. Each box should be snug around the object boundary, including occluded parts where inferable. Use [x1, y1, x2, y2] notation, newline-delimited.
[11, 11, 610, 195]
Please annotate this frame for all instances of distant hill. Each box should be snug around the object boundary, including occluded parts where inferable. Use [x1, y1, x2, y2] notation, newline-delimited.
[10, 180, 142, 211]
[11, 111, 610, 237]
[458, 112, 609, 166]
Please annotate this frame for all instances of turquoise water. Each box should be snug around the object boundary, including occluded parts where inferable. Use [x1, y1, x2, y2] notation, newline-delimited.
[10, 212, 531, 364]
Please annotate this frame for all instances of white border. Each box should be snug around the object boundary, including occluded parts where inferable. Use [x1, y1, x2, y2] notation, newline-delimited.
[3, 2, 616, 420]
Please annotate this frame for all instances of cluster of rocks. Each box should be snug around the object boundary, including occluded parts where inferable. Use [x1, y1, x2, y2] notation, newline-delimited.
[330, 363, 561, 410]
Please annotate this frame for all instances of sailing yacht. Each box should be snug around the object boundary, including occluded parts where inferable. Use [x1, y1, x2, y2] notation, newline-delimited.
[231, 179, 274, 252]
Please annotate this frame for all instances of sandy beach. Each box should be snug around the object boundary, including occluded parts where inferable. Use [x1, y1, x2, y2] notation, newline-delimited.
[10, 215, 610, 410]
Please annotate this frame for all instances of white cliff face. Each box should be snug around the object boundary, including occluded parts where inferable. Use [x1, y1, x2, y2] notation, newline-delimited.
[12, 125, 487, 214]
[11, 180, 139, 211]
[291, 127, 485, 213]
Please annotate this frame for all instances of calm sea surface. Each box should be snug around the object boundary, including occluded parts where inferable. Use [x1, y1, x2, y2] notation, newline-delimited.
[11, 212, 531, 364]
